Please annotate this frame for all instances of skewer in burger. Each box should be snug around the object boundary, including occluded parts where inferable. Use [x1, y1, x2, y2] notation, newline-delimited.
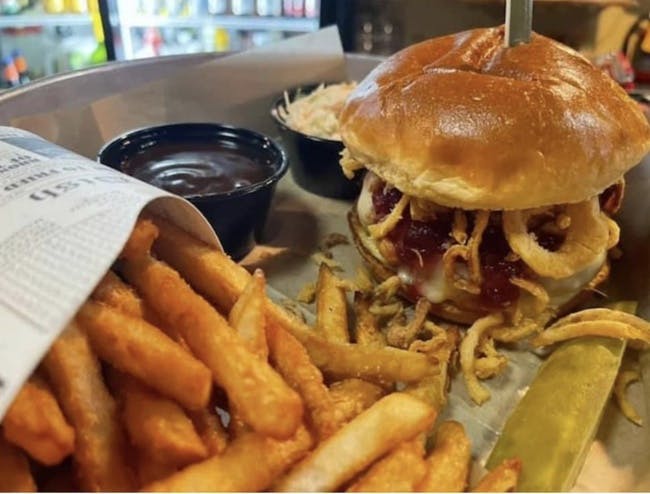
[339, 27, 650, 326]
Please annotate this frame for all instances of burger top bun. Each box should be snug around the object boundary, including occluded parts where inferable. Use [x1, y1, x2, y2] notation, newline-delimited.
[339, 27, 650, 211]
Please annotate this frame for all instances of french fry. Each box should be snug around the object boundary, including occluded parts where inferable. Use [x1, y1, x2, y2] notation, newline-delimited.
[0, 435, 36, 492]
[229, 268, 268, 360]
[76, 300, 212, 411]
[119, 246, 303, 440]
[144, 425, 313, 492]
[151, 216, 435, 384]
[120, 217, 159, 259]
[42, 323, 135, 491]
[275, 393, 436, 492]
[347, 438, 426, 492]
[417, 421, 471, 492]
[472, 458, 522, 492]
[315, 263, 350, 343]
[91, 271, 149, 320]
[2, 374, 75, 466]
[135, 453, 178, 487]
[187, 407, 228, 456]
[266, 322, 343, 441]
[110, 371, 208, 468]
[353, 292, 385, 346]
[329, 378, 386, 424]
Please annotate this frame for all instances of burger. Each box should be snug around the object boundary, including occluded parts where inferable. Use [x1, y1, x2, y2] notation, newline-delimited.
[339, 27, 650, 326]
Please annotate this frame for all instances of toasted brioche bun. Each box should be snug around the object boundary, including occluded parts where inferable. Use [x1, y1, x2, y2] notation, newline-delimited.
[348, 208, 609, 324]
[339, 27, 650, 211]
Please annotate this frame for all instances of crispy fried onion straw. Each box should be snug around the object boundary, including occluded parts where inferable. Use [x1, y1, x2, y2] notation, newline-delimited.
[614, 367, 643, 426]
[602, 214, 620, 250]
[503, 198, 609, 279]
[532, 308, 650, 349]
[368, 195, 410, 239]
[386, 298, 432, 349]
[339, 148, 365, 179]
[474, 337, 507, 379]
[460, 313, 504, 404]
[442, 211, 489, 294]
[509, 277, 549, 314]
[452, 210, 468, 245]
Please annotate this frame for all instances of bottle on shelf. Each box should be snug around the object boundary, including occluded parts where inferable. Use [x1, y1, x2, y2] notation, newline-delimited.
[11, 49, 30, 84]
[256, 0, 281, 16]
[207, 0, 229, 15]
[65, 0, 88, 13]
[43, 0, 65, 13]
[304, 0, 318, 18]
[290, 0, 303, 17]
[231, 0, 254, 15]
[2, 56, 20, 88]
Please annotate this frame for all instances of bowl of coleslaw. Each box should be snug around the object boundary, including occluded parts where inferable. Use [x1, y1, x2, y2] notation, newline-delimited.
[271, 82, 362, 199]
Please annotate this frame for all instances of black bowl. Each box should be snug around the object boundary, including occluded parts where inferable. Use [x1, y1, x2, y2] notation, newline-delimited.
[98, 122, 288, 260]
[270, 84, 362, 200]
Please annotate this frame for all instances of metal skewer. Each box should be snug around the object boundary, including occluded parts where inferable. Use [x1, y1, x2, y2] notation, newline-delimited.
[505, 0, 534, 47]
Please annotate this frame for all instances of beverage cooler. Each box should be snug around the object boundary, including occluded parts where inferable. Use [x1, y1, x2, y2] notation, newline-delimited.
[105, 0, 321, 60]
[0, 0, 106, 87]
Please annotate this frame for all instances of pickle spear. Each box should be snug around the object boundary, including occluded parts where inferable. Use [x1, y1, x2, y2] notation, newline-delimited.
[486, 302, 636, 491]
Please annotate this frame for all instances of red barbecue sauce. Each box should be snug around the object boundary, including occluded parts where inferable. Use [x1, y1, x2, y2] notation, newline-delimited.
[371, 184, 563, 309]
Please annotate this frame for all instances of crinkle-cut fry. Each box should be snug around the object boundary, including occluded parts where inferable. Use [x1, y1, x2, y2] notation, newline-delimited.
[150, 216, 435, 384]
[42, 323, 135, 491]
[460, 313, 505, 405]
[229, 268, 268, 360]
[110, 371, 208, 467]
[267, 322, 343, 440]
[353, 292, 386, 347]
[275, 393, 436, 492]
[347, 438, 426, 492]
[472, 458, 522, 492]
[417, 421, 471, 492]
[119, 252, 303, 440]
[533, 320, 650, 348]
[0, 435, 36, 492]
[120, 217, 159, 259]
[2, 374, 75, 466]
[386, 298, 431, 349]
[187, 407, 228, 456]
[77, 300, 212, 411]
[329, 378, 386, 424]
[144, 425, 313, 492]
[2, 375, 75, 466]
[91, 271, 148, 320]
[614, 368, 643, 426]
[315, 263, 350, 343]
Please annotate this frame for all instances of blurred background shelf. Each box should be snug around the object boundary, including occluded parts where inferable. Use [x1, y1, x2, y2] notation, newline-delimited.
[0, 13, 90, 27]
[120, 14, 318, 31]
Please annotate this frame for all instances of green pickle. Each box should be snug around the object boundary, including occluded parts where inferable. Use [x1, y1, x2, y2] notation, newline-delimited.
[486, 301, 637, 491]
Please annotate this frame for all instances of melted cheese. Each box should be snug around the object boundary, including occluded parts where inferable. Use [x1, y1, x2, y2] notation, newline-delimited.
[357, 172, 380, 226]
[538, 252, 606, 307]
[356, 172, 607, 310]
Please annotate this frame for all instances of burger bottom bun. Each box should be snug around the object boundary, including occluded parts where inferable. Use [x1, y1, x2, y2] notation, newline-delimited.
[347, 208, 610, 326]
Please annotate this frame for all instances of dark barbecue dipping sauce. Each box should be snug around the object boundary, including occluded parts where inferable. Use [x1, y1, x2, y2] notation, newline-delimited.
[123, 142, 274, 197]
